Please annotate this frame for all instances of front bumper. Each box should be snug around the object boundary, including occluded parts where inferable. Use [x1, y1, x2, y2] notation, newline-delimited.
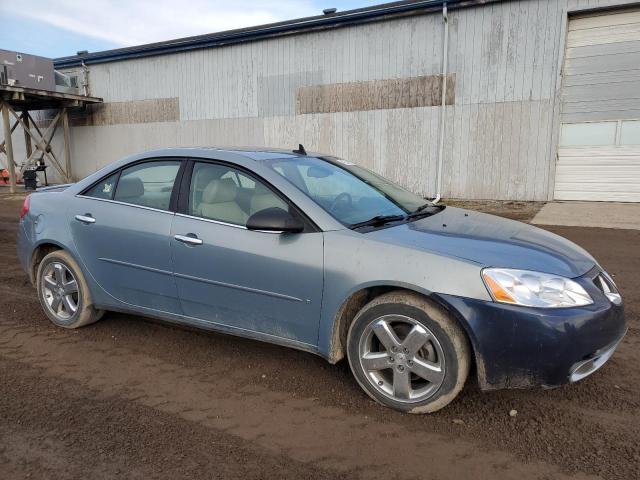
[437, 273, 626, 390]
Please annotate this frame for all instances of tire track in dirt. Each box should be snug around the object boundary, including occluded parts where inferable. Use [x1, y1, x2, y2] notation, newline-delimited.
[0, 357, 350, 480]
[0, 319, 595, 480]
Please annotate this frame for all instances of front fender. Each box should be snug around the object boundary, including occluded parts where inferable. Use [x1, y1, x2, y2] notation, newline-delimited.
[317, 229, 487, 362]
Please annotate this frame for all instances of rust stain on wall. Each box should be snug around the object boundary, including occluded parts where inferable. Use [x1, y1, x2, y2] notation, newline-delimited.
[71, 98, 179, 126]
[296, 74, 455, 114]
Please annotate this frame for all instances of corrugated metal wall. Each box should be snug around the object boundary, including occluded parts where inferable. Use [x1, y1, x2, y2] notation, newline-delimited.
[4, 0, 635, 200]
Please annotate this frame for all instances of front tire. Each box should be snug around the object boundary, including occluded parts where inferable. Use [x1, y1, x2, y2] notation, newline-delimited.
[36, 250, 104, 329]
[347, 291, 470, 413]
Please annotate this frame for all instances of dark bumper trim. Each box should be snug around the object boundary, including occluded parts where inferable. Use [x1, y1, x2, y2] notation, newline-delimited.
[435, 286, 626, 390]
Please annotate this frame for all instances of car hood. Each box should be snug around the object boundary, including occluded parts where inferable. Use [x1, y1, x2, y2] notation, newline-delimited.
[367, 206, 597, 278]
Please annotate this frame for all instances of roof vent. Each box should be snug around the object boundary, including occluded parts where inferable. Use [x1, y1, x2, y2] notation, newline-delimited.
[323, 8, 337, 15]
[76, 50, 89, 56]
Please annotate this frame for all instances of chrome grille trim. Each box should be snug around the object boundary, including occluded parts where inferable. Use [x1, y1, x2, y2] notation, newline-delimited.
[593, 271, 622, 305]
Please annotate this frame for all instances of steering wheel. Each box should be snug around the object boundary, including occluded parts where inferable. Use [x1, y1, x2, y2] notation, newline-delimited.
[329, 192, 353, 213]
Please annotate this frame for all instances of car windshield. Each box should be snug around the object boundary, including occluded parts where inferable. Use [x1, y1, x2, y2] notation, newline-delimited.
[264, 156, 428, 226]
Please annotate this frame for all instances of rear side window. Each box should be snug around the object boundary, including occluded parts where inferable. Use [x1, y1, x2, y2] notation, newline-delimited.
[113, 161, 181, 211]
[84, 172, 119, 200]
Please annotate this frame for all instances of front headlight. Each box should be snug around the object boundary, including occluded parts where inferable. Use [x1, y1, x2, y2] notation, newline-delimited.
[482, 268, 593, 308]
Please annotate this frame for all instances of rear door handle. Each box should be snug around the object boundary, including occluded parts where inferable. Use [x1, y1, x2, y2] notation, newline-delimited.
[174, 234, 203, 246]
[75, 214, 95, 224]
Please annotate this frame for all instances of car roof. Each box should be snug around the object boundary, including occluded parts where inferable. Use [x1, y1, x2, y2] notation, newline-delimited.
[150, 146, 322, 161]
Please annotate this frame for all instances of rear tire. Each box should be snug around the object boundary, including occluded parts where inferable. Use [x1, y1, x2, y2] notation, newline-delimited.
[36, 250, 104, 329]
[347, 291, 470, 413]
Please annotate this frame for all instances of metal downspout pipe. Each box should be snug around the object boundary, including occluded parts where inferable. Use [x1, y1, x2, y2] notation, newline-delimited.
[432, 2, 449, 204]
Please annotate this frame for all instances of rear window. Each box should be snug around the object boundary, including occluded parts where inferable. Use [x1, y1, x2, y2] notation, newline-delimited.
[84, 173, 118, 200]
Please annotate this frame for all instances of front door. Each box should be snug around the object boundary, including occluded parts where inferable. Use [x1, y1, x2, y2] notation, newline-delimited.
[71, 159, 183, 313]
[170, 161, 324, 346]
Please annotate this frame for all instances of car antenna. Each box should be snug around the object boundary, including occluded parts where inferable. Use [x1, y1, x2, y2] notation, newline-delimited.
[292, 144, 307, 155]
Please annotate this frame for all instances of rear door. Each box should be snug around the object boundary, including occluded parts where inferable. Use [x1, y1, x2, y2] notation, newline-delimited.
[170, 160, 324, 346]
[71, 159, 184, 313]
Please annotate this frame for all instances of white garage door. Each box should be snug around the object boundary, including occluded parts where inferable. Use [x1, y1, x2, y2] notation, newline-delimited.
[555, 8, 640, 202]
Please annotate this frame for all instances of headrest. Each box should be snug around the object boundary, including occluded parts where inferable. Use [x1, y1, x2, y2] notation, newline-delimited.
[117, 176, 144, 199]
[202, 178, 237, 203]
[195, 166, 221, 190]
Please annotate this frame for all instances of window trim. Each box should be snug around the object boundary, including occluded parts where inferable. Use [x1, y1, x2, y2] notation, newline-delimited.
[178, 157, 320, 233]
[78, 157, 187, 213]
[174, 211, 250, 230]
[72, 195, 177, 216]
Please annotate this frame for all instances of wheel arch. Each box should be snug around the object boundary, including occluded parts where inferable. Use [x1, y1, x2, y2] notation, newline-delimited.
[29, 240, 66, 285]
[327, 283, 485, 387]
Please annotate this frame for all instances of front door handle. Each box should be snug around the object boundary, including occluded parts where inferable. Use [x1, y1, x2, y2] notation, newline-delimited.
[75, 214, 95, 224]
[174, 234, 203, 246]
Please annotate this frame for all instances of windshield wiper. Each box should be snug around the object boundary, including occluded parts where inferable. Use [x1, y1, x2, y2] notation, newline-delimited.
[349, 203, 444, 230]
[406, 202, 443, 218]
[349, 214, 406, 230]
[412, 202, 434, 214]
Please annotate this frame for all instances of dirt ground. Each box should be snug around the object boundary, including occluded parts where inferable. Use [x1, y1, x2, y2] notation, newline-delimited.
[445, 199, 545, 222]
[1, 196, 638, 480]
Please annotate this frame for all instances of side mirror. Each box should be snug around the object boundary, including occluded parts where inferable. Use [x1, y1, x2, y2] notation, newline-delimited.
[246, 207, 304, 233]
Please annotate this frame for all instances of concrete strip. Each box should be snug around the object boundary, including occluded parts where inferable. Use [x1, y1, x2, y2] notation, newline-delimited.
[532, 201, 640, 230]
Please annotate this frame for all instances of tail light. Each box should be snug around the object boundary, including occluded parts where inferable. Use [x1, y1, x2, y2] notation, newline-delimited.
[20, 195, 31, 219]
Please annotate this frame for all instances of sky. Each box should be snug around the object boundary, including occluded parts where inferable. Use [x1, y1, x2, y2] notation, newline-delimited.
[0, 1, 384, 59]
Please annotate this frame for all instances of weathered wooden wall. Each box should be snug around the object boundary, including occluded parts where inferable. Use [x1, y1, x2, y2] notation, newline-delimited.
[296, 74, 456, 114]
[71, 98, 180, 126]
[29, 0, 634, 200]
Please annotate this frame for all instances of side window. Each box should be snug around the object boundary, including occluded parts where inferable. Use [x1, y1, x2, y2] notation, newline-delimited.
[84, 172, 118, 199]
[114, 161, 181, 211]
[189, 162, 288, 226]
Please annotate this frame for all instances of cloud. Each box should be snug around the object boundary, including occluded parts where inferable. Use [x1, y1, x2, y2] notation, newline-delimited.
[1, 0, 320, 48]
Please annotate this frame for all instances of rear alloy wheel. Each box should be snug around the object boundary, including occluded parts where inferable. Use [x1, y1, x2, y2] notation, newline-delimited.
[41, 262, 79, 320]
[347, 291, 470, 413]
[36, 250, 104, 328]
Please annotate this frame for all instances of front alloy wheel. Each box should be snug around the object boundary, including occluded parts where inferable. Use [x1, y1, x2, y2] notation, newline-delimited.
[347, 291, 470, 413]
[359, 315, 445, 403]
